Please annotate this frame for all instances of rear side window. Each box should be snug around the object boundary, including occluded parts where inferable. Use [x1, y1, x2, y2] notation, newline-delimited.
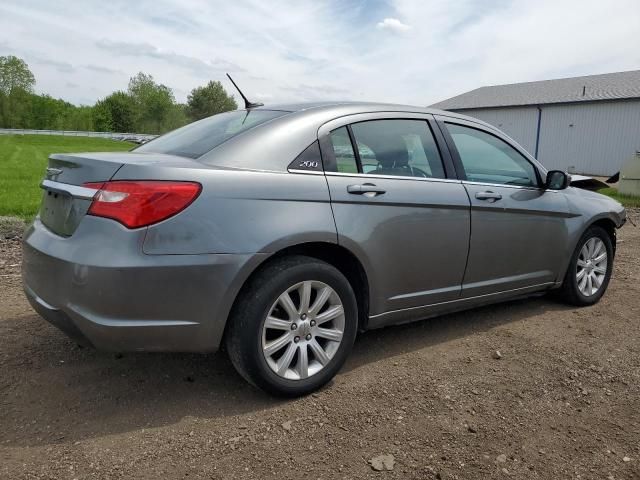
[327, 120, 446, 179]
[135, 110, 287, 159]
[329, 127, 358, 173]
[350, 120, 445, 179]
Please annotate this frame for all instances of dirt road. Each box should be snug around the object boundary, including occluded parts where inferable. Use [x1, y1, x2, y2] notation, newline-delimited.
[1, 213, 639, 479]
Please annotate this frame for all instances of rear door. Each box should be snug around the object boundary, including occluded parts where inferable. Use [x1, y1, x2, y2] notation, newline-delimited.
[437, 117, 571, 297]
[318, 113, 471, 318]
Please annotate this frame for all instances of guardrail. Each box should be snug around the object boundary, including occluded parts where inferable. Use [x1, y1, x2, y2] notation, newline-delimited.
[0, 128, 158, 142]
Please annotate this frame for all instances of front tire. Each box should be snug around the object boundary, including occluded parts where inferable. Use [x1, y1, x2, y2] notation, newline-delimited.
[225, 255, 358, 397]
[557, 225, 613, 306]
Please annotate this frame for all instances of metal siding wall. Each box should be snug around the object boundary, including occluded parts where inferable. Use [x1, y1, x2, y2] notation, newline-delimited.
[536, 101, 640, 176]
[452, 107, 539, 154]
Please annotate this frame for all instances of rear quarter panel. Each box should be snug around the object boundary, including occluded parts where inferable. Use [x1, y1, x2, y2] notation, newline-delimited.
[111, 165, 337, 255]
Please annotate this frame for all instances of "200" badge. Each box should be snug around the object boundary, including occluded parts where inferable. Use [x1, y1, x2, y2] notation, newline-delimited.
[299, 161, 319, 168]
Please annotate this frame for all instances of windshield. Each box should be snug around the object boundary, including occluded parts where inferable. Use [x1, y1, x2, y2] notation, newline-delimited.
[135, 109, 288, 158]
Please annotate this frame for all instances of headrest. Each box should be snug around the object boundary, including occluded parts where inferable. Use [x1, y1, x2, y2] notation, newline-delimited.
[352, 123, 408, 169]
[375, 140, 409, 168]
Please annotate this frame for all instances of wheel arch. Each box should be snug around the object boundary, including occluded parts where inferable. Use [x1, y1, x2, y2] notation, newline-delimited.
[572, 215, 618, 260]
[222, 242, 372, 345]
[555, 214, 619, 288]
[589, 217, 617, 256]
[557, 214, 619, 286]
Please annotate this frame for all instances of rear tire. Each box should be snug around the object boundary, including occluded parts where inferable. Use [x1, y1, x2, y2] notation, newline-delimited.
[225, 255, 358, 397]
[557, 226, 613, 306]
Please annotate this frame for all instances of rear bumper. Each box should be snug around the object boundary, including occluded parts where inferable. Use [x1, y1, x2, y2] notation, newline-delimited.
[22, 217, 266, 352]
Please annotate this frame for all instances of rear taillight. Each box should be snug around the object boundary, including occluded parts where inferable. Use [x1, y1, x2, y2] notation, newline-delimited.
[83, 181, 201, 229]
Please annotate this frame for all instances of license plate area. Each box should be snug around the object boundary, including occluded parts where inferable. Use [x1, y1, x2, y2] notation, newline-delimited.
[40, 190, 74, 236]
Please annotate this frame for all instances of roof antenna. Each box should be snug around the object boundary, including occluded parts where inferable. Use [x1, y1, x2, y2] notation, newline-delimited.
[226, 73, 264, 109]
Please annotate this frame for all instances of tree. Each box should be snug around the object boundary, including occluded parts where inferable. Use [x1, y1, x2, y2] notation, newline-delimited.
[186, 80, 237, 121]
[165, 103, 190, 131]
[100, 91, 135, 132]
[0, 55, 35, 96]
[127, 72, 176, 134]
[29, 94, 77, 130]
[0, 58, 198, 133]
[0, 87, 32, 128]
[92, 100, 114, 132]
[65, 105, 94, 131]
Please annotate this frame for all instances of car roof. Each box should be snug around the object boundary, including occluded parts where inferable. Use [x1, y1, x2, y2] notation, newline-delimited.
[199, 101, 497, 172]
[249, 101, 496, 131]
[254, 100, 464, 117]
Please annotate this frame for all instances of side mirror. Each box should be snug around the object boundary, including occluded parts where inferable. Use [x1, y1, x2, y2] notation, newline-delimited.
[545, 170, 570, 190]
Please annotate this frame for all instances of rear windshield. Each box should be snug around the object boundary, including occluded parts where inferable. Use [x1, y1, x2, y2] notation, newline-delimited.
[134, 109, 288, 158]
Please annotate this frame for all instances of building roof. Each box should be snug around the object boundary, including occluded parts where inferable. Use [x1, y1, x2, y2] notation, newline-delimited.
[431, 70, 640, 110]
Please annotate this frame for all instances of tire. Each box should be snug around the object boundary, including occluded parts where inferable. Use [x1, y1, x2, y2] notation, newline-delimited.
[225, 255, 358, 397]
[557, 225, 614, 306]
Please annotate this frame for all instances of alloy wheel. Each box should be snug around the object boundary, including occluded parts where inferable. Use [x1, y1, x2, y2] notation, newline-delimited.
[576, 237, 608, 297]
[261, 280, 345, 380]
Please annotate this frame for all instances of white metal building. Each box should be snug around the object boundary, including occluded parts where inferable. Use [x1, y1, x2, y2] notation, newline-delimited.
[431, 70, 640, 176]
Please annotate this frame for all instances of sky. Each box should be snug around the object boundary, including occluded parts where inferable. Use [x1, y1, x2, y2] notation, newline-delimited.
[1, 0, 639, 107]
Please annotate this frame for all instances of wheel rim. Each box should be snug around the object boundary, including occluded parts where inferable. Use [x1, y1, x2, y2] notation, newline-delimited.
[261, 280, 345, 381]
[576, 237, 608, 297]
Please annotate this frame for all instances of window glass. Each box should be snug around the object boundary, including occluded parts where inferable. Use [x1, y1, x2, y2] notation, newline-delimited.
[135, 109, 287, 159]
[350, 120, 445, 179]
[446, 123, 538, 187]
[329, 127, 358, 173]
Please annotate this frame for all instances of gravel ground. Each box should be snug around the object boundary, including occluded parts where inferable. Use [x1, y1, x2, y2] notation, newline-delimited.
[1, 212, 639, 479]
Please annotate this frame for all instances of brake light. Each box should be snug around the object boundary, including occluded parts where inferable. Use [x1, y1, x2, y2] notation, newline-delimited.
[83, 181, 202, 228]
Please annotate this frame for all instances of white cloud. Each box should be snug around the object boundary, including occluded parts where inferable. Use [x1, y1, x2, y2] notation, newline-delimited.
[376, 17, 411, 33]
[0, 0, 638, 107]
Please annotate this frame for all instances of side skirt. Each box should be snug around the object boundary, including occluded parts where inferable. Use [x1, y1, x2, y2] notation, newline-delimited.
[366, 282, 555, 330]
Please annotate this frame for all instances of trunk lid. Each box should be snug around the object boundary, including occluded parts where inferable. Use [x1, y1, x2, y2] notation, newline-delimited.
[45, 152, 127, 186]
[40, 153, 126, 236]
[39, 152, 199, 236]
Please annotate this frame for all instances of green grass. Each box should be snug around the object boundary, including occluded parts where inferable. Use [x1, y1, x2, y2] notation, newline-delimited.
[598, 187, 640, 208]
[0, 135, 133, 219]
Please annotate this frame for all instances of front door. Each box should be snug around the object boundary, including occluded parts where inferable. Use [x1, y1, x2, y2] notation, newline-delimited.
[440, 119, 572, 298]
[319, 116, 471, 317]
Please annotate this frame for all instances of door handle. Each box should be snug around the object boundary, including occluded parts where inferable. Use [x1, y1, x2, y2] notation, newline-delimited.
[475, 191, 502, 201]
[347, 183, 386, 196]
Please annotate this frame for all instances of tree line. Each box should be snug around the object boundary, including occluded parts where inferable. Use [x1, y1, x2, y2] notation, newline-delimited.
[0, 55, 238, 134]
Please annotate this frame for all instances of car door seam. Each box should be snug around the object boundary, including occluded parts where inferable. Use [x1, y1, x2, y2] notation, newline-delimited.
[460, 184, 474, 298]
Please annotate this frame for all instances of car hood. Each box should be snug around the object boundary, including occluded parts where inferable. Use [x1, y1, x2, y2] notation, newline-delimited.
[569, 174, 609, 191]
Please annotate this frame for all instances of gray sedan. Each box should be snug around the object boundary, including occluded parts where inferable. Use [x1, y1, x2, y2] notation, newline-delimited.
[22, 102, 626, 396]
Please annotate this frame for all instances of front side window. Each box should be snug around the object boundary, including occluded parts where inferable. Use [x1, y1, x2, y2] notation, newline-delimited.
[350, 120, 446, 179]
[446, 123, 538, 187]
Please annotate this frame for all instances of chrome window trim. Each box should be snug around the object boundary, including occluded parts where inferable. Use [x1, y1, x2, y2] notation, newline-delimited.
[40, 179, 99, 200]
[462, 180, 560, 193]
[288, 170, 556, 191]
[319, 111, 435, 134]
[324, 171, 462, 184]
[287, 169, 326, 175]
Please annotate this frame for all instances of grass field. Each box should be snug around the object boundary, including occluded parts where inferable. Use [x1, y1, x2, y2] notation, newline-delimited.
[598, 187, 640, 208]
[0, 135, 133, 219]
